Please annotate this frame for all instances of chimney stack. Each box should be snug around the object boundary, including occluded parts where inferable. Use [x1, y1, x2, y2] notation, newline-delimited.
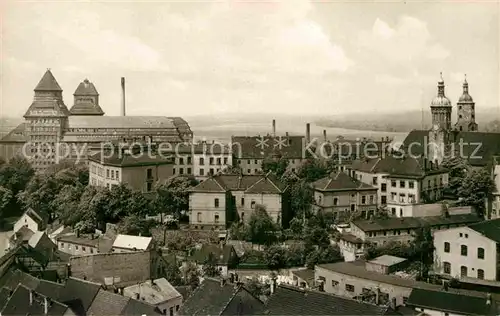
[272, 120, 276, 137]
[306, 123, 311, 144]
[323, 130, 327, 142]
[121, 77, 126, 116]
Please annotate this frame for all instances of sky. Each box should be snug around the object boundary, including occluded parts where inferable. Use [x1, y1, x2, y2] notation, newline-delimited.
[1, 0, 499, 118]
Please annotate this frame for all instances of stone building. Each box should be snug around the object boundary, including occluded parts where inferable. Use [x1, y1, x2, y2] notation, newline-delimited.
[0, 69, 192, 171]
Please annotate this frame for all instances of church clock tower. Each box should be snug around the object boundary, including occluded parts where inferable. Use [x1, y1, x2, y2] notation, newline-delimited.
[428, 73, 452, 164]
[455, 75, 477, 132]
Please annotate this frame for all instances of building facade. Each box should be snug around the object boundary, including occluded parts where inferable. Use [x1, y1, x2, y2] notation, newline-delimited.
[433, 219, 500, 282]
[188, 173, 288, 229]
[486, 156, 500, 220]
[0, 69, 192, 171]
[311, 171, 378, 221]
[174, 143, 232, 179]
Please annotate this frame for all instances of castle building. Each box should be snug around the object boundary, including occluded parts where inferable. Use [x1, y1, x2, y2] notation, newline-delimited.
[402, 73, 500, 168]
[0, 69, 193, 171]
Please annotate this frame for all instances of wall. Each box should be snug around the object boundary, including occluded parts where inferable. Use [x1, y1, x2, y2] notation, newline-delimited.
[243, 193, 282, 224]
[157, 296, 183, 316]
[315, 265, 411, 306]
[57, 240, 98, 256]
[350, 170, 389, 206]
[313, 189, 378, 220]
[338, 239, 364, 262]
[121, 164, 173, 193]
[189, 192, 227, 229]
[69, 251, 152, 286]
[434, 227, 498, 281]
[193, 152, 232, 178]
[13, 214, 39, 234]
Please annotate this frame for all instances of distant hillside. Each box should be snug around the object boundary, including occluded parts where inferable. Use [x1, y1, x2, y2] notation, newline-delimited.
[0, 118, 23, 137]
[316, 107, 500, 133]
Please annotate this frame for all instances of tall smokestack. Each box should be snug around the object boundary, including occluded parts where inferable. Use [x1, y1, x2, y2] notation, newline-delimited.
[306, 123, 311, 144]
[323, 130, 327, 142]
[121, 77, 126, 116]
[272, 119, 276, 137]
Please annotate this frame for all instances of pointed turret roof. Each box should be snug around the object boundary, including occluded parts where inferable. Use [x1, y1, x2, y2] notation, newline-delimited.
[74, 79, 99, 96]
[34, 69, 62, 91]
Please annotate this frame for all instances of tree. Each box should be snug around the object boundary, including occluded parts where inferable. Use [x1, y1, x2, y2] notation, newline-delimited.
[441, 156, 470, 197]
[162, 260, 182, 286]
[228, 222, 250, 241]
[247, 205, 278, 245]
[53, 184, 85, 226]
[286, 179, 314, 217]
[410, 226, 434, 279]
[0, 186, 13, 226]
[0, 156, 34, 216]
[202, 252, 220, 277]
[296, 159, 329, 183]
[245, 277, 270, 298]
[154, 176, 199, 218]
[262, 156, 289, 178]
[17, 174, 61, 221]
[305, 245, 343, 269]
[285, 242, 306, 267]
[457, 168, 496, 218]
[183, 261, 201, 289]
[264, 245, 287, 271]
[304, 226, 330, 249]
[116, 215, 156, 237]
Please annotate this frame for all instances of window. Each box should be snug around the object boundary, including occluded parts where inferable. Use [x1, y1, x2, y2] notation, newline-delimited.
[409, 181, 414, 189]
[391, 208, 396, 216]
[210, 168, 214, 175]
[460, 266, 467, 277]
[147, 182, 152, 192]
[241, 198, 245, 206]
[146, 168, 153, 178]
[478, 247, 485, 259]
[331, 280, 339, 287]
[400, 180, 405, 188]
[408, 194, 415, 203]
[176, 305, 180, 311]
[179, 168, 184, 175]
[200, 169, 204, 176]
[90, 248, 94, 254]
[214, 198, 220, 208]
[345, 284, 355, 292]
[169, 307, 174, 316]
[372, 177, 378, 185]
[224, 157, 228, 165]
[116, 170, 120, 181]
[391, 192, 397, 201]
[478, 269, 485, 280]
[197, 212, 202, 222]
[444, 242, 450, 253]
[381, 196, 387, 205]
[381, 183, 387, 192]
[214, 213, 219, 223]
[106, 169, 110, 178]
[187, 157, 192, 164]
[461, 245, 468, 256]
[443, 262, 451, 274]
[391, 180, 396, 187]
[217, 158, 221, 165]
[179, 157, 184, 165]
[369, 195, 374, 204]
[333, 198, 338, 206]
[75, 245, 79, 250]
[251, 201, 256, 209]
[199, 158, 205, 165]
[361, 196, 366, 204]
[209, 157, 214, 165]
[111, 170, 114, 179]
[350, 204, 355, 212]
[187, 168, 192, 174]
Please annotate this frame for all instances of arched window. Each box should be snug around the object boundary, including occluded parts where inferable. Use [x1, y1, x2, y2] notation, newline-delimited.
[214, 213, 219, 224]
[443, 262, 451, 274]
[460, 266, 467, 277]
[478, 269, 485, 280]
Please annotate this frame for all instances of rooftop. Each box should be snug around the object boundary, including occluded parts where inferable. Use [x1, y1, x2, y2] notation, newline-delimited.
[264, 284, 390, 315]
[189, 244, 235, 266]
[467, 218, 500, 243]
[112, 234, 152, 251]
[312, 171, 376, 192]
[368, 255, 407, 267]
[123, 278, 182, 305]
[89, 150, 174, 168]
[231, 135, 304, 159]
[351, 155, 447, 178]
[191, 172, 287, 194]
[352, 213, 480, 232]
[34, 69, 62, 91]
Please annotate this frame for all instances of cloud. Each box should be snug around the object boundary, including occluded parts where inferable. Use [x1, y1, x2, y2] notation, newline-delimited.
[358, 15, 450, 63]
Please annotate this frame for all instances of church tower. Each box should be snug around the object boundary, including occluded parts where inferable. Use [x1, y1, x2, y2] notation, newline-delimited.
[428, 73, 452, 164]
[69, 79, 105, 116]
[23, 69, 70, 171]
[455, 75, 477, 132]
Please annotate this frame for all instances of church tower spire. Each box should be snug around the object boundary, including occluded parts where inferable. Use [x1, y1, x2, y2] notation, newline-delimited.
[428, 72, 453, 164]
[455, 74, 477, 132]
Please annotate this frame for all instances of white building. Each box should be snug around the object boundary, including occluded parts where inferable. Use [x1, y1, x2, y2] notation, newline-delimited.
[123, 278, 183, 316]
[112, 234, 153, 253]
[13, 208, 48, 234]
[174, 143, 232, 180]
[433, 218, 500, 282]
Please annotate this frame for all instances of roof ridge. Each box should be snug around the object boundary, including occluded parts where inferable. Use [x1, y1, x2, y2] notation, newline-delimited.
[244, 176, 265, 192]
[324, 178, 334, 191]
[266, 174, 284, 193]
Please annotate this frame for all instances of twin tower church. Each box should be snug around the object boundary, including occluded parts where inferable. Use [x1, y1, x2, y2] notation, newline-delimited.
[402, 73, 500, 167]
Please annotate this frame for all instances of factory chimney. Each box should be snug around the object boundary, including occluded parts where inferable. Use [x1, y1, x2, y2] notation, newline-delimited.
[272, 119, 276, 137]
[323, 130, 327, 142]
[121, 77, 126, 116]
[306, 123, 311, 144]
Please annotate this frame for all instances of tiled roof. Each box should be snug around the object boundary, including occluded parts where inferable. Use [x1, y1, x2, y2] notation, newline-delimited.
[70, 103, 105, 116]
[189, 244, 235, 265]
[124, 278, 181, 305]
[339, 232, 364, 244]
[264, 284, 390, 315]
[351, 155, 447, 178]
[58, 277, 102, 315]
[34, 69, 62, 91]
[112, 234, 152, 251]
[467, 218, 500, 243]
[406, 288, 494, 315]
[352, 213, 480, 232]
[0, 284, 69, 316]
[232, 135, 304, 159]
[312, 171, 376, 191]
[87, 288, 130, 316]
[68, 116, 177, 129]
[74, 79, 98, 96]
[190, 173, 286, 194]
[0, 123, 27, 143]
[88, 151, 174, 168]
[402, 130, 500, 167]
[178, 278, 264, 316]
[121, 297, 162, 315]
